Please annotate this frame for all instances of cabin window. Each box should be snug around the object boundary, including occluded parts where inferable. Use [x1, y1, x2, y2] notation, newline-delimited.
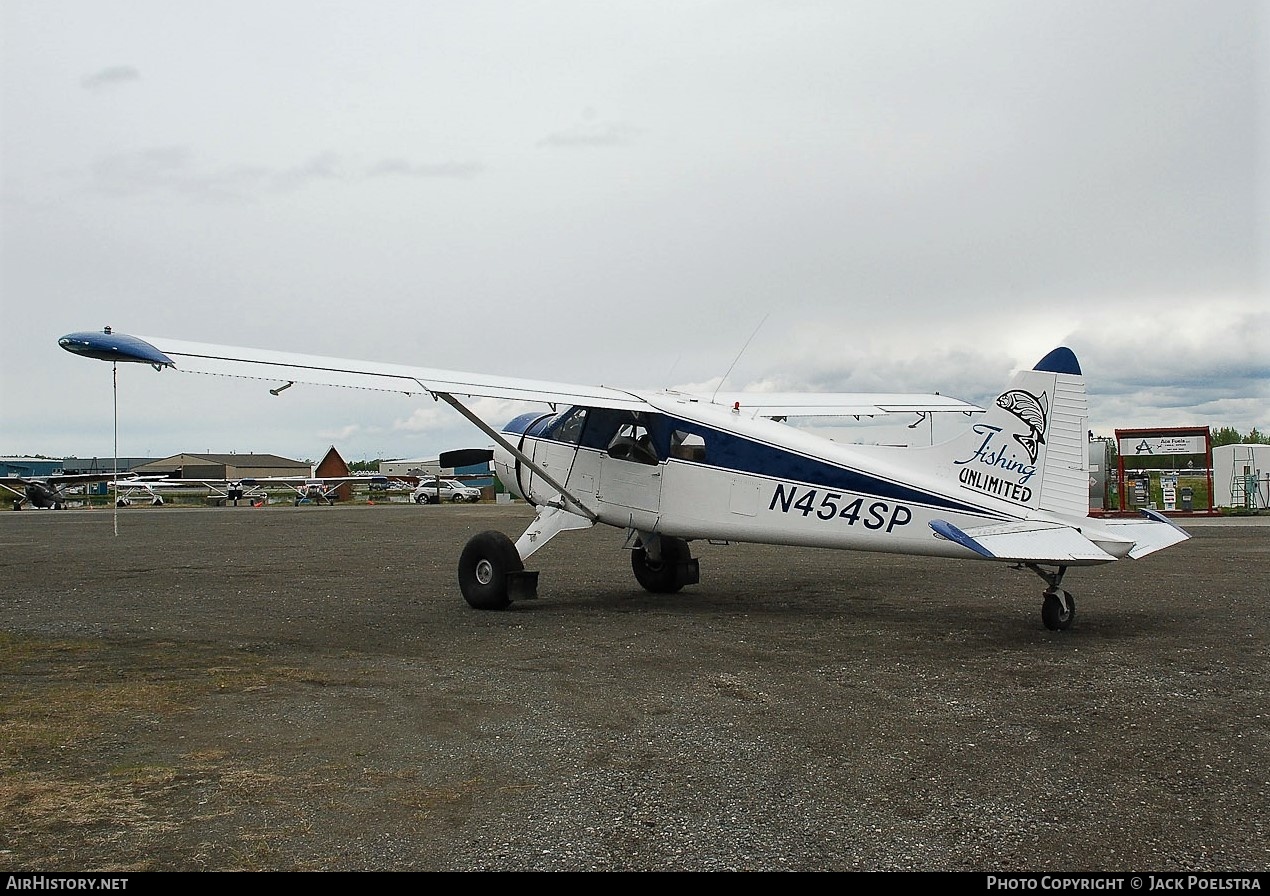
[670, 430, 707, 462]
[551, 407, 589, 445]
[606, 423, 659, 465]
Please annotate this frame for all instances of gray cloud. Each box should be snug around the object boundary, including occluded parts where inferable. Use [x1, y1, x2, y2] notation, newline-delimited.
[539, 117, 643, 148]
[80, 65, 140, 89]
[367, 159, 484, 179]
[87, 150, 483, 200]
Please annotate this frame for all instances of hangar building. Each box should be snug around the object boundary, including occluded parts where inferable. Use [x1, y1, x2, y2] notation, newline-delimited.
[131, 453, 311, 480]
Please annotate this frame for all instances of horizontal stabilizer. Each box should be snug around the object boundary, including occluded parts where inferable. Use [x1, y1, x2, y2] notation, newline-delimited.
[930, 519, 1117, 563]
[1101, 510, 1191, 559]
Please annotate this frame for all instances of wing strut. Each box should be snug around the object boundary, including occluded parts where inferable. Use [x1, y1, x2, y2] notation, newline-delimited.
[434, 392, 598, 522]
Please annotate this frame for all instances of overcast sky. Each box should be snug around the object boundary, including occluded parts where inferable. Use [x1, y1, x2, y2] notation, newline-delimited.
[3, 0, 1266, 464]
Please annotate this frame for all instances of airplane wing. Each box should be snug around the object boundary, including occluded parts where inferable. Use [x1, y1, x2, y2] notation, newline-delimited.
[140, 475, 361, 490]
[31, 472, 140, 486]
[62, 332, 653, 412]
[688, 391, 982, 419]
[248, 476, 357, 492]
[250, 476, 356, 483]
[139, 477, 248, 488]
[0, 472, 143, 491]
[59, 331, 981, 419]
[135, 477, 271, 499]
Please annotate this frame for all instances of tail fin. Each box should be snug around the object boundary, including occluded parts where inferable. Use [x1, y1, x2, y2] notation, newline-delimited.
[930, 347, 1089, 517]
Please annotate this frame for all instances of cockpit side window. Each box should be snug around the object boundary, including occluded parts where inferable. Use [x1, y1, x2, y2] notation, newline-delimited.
[670, 430, 707, 462]
[579, 408, 639, 450]
[606, 422, 659, 465]
[549, 407, 589, 445]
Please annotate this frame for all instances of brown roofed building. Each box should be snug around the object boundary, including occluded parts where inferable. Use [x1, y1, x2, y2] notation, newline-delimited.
[132, 453, 312, 481]
[314, 446, 354, 502]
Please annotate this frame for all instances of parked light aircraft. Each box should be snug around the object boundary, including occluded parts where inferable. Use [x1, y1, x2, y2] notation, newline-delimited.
[58, 328, 1190, 630]
[111, 479, 167, 506]
[127, 475, 362, 505]
[1, 471, 151, 510]
[180, 476, 357, 505]
[109, 476, 262, 506]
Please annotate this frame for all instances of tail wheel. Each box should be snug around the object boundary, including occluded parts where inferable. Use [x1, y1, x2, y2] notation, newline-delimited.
[458, 531, 523, 610]
[1041, 590, 1076, 631]
[631, 536, 691, 594]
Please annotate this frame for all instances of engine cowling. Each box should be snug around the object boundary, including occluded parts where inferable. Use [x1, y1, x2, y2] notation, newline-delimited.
[493, 411, 559, 503]
[492, 441, 524, 500]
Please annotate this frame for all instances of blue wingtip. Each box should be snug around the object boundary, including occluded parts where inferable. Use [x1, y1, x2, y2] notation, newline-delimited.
[58, 329, 174, 368]
[930, 520, 996, 558]
[1140, 507, 1191, 535]
[1034, 347, 1081, 376]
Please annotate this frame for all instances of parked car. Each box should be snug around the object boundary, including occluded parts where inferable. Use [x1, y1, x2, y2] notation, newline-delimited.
[412, 479, 482, 504]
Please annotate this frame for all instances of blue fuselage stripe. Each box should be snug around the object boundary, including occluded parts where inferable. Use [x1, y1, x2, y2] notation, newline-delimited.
[662, 416, 986, 515]
[504, 406, 991, 517]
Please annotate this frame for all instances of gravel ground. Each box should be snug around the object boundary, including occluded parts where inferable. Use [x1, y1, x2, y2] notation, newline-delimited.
[0, 503, 1266, 872]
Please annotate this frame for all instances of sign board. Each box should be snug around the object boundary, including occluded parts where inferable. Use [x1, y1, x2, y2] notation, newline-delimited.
[1118, 435, 1207, 456]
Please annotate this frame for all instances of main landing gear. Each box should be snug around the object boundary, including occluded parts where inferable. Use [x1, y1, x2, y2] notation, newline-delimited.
[1027, 563, 1076, 631]
[457, 531, 539, 610]
[630, 535, 699, 594]
[456, 529, 700, 610]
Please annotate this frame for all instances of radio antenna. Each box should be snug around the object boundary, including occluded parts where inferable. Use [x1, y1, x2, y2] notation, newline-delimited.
[712, 313, 769, 404]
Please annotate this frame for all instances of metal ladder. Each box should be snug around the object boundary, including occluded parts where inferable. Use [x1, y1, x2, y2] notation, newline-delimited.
[1229, 446, 1262, 509]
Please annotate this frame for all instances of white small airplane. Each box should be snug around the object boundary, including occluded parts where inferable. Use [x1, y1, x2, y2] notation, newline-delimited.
[109, 476, 266, 506]
[127, 474, 362, 506]
[256, 477, 358, 505]
[110, 479, 167, 506]
[58, 328, 1190, 630]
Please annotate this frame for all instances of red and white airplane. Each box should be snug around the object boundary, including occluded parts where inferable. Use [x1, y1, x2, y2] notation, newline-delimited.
[58, 328, 1189, 630]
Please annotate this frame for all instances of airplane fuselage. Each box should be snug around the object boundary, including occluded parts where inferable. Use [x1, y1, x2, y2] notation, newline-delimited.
[493, 395, 1060, 564]
[23, 482, 61, 509]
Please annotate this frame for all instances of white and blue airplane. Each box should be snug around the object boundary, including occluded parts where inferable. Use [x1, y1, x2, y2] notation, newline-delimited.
[58, 327, 1190, 630]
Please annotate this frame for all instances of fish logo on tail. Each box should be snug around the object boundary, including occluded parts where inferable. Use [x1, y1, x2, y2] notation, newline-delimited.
[995, 389, 1048, 463]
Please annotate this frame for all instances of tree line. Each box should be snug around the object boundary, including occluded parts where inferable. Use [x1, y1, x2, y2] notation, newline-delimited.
[1211, 427, 1268, 447]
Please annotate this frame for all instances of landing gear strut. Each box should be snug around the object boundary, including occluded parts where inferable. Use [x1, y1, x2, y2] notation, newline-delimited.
[1026, 563, 1076, 631]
